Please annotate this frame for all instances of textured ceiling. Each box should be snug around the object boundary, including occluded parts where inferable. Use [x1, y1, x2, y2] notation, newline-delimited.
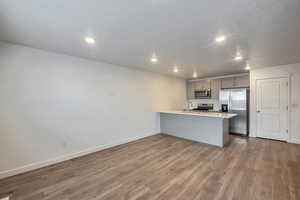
[0, 0, 300, 79]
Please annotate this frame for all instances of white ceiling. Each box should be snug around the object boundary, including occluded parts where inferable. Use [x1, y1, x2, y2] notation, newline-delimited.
[0, 0, 300, 79]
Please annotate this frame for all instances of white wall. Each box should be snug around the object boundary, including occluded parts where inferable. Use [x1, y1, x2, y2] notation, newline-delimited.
[0, 42, 187, 178]
[250, 63, 300, 144]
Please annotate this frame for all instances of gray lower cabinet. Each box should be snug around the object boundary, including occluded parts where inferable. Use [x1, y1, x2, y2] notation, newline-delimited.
[160, 113, 230, 147]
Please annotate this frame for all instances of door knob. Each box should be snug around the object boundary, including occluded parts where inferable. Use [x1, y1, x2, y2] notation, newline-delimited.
[256, 110, 260, 113]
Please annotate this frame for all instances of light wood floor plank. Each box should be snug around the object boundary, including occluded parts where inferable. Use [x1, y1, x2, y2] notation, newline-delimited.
[0, 134, 299, 200]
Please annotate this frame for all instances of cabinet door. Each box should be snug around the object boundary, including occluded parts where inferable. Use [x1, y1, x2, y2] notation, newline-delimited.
[234, 75, 250, 88]
[221, 78, 234, 88]
[187, 81, 195, 99]
[193, 80, 212, 90]
[203, 80, 211, 90]
[194, 81, 203, 90]
[211, 79, 221, 99]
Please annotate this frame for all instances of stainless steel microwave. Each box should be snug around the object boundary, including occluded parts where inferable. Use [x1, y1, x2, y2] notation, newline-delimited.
[194, 89, 211, 99]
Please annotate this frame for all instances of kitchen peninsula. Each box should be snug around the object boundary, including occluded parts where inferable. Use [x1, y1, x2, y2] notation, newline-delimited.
[159, 111, 237, 147]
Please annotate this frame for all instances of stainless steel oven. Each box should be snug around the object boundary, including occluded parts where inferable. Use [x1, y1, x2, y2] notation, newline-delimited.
[194, 89, 211, 99]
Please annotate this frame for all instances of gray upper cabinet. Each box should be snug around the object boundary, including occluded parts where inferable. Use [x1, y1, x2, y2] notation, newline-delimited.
[234, 75, 250, 88]
[202, 80, 211, 90]
[221, 78, 235, 88]
[211, 79, 221, 99]
[187, 80, 214, 100]
[194, 80, 211, 91]
[194, 81, 202, 91]
[187, 75, 249, 100]
[187, 81, 195, 100]
[221, 75, 249, 89]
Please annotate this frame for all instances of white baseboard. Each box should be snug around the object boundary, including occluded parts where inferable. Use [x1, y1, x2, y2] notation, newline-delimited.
[0, 132, 158, 180]
[289, 138, 300, 144]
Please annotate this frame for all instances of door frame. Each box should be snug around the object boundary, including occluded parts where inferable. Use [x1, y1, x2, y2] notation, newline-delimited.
[250, 71, 291, 142]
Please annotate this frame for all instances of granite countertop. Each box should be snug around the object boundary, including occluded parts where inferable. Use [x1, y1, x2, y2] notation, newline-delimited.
[158, 110, 238, 119]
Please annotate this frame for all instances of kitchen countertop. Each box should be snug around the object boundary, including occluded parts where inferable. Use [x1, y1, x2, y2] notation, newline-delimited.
[159, 110, 237, 119]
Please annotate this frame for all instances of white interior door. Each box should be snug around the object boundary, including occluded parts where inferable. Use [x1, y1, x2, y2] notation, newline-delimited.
[256, 78, 288, 141]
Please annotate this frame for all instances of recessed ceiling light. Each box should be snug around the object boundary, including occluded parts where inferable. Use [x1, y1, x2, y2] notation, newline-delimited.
[192, 72, 198, 78]
[215, 35, 226, 43]
[85, 37, 95, 44]
[245, 62, 251, 70]
[173, 65, 179, 73]
[234, 52, 243, 61]
[234, 55, 243, 61]
[150, 54, 158, 64]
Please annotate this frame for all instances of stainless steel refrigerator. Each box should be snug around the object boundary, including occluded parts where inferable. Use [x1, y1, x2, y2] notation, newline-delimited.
[219, 88, 249, 136]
